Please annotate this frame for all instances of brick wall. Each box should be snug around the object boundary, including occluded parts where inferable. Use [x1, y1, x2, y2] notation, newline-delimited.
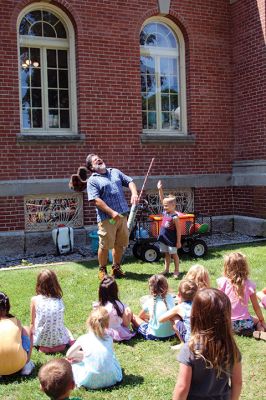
[233, 187, 266, 218]
[231, 0, 266, 160]
[0, 0, 264, 232]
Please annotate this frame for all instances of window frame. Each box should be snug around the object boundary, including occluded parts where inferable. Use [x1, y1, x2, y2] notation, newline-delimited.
[140, 17, 187, 136]
[17, 2, 77, 135]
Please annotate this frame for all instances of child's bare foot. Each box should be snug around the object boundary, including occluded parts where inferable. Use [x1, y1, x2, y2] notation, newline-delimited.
[160, 270, 169, 275]
[171, 343, 183, 351]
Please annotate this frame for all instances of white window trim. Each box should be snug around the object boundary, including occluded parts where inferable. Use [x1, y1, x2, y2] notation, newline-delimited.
[17, 2, 77, 135]
[140, 16, 187, 135]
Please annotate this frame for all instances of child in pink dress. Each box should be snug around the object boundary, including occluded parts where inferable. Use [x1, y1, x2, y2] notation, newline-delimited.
[217, 252, 266, 337]
[96, 275, 135, 341]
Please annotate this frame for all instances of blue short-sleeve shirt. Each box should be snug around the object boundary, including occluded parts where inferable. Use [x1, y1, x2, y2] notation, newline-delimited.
[87, 168, 132, 222]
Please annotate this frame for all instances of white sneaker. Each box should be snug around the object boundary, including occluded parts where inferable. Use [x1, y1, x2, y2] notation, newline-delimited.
[21, 360, 35, 376]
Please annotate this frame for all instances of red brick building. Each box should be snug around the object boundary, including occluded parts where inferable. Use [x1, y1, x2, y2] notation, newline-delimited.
[0, 0, 265, 256]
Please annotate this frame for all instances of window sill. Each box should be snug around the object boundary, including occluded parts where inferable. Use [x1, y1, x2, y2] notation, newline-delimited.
[140, 132, 196, 144]
[17, 133, 86, 144]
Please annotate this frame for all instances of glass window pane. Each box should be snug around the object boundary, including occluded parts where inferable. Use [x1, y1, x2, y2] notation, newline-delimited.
[58, 50, 68, 68]
[146, 33, 157, 46]
[147, 94, 156, 110]
[156, 34, 168, 47]
[23, 109, 31, 128]
[43, 11, 58, 25]
[59, 90, 69, 108]
[161, 94, 169, 111]
[59, 70, 68, 88]
[144, 23, 157, 35]
[30, 48, 41, 67]
[55, 21, 67, 38]
[170, 76, 178, 93]
[167, 32, 177, 48]
[160, 58, 169, 74]
[60, 110, 70, 128]
[47, 50, 57, 68]
[160, 76, 170, 93]
[31, 89, 42, 107]
[48, 89, 58, 108]
[32, 109, 42, 127]
[29, 22, 43, 36]
[31, 69, 41, 87]
[21, 68, 30, 87]
[146, 75, 156, 93]
[19, 18, 30, 35]
[168, 59, 177, 74]
[26, 11, 42, 24]
[49, 110, 59, 128]
[48, 70, 58, 88]
[141, 56, 155, 74]
[148, 112, 157, 129]
[142, 112, 147, 129]
[170, 95, 178, 111]
[171, 109, 180, 129]
[22, 88, 30, 109]
[43, 22, 56, 37]
[142, 95, 147, 111]
[162, 112, 170, 129]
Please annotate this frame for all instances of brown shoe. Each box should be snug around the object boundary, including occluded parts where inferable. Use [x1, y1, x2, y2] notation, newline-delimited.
[98, 266, 108, 280]
[111, 264, 125, 278]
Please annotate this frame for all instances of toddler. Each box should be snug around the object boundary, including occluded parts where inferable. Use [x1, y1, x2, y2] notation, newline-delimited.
[66, 307, 122, 389]
[157, 180, 181, 279]
[217, 252, 266, 337]
[159, 279, 198, 349]
[132, 274, 175, 340]
[0, 292, 34, 376]
[39, 358, 82, 400]
[173, 288, 242, 400]
[96, 275, 135, 341]
[30, 269, 74, 353]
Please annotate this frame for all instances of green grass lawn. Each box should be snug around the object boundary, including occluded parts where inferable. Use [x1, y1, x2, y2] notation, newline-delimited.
[0, 242, 265, 400]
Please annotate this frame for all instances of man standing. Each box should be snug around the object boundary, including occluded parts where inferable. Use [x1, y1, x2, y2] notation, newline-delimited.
[86, 154, 138, 280]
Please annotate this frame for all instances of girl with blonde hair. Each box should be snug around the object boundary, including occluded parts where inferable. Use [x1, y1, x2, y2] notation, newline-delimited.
[66, 307, 122, 389]
[217, 252, 266, 337]
[30, 269, 74, 353]
[185, 263, 210, 289]
[173, 289, 242, 400]
[132, 274, 175, 340]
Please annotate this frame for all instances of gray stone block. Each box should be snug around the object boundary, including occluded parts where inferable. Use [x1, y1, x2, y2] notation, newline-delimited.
[73, 228, 87, 248]
[234, 216, 266, 237]
[25, 231, 56, 256]
[211, 216, 234, 233]
[0, 231, 25, 257]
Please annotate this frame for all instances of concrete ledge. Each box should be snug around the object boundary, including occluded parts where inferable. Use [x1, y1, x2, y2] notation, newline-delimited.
[0, 231, 25, 257]
[211, 215, 234, 233]
[234, 216, 266, 237]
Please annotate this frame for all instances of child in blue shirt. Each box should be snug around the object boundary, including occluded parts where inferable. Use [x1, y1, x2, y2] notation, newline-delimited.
[132, 274, 175, 340]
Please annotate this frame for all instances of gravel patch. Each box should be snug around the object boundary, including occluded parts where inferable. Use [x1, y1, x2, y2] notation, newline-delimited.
[0, 233, 265, 270]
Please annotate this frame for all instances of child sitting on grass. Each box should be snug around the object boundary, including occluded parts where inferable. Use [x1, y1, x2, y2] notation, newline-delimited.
[173, 289, 242, 400]
[30, 269, 74, 353]
[132, 274, 175, 340]
[157, 180, 181, 279]
[38, 358, 82, 400]
[96, 275, 135, 341]
[217, 252, 266, 338]
[185, 263, 211, 289]
[0, 292, 34, 377]
[66, 307, 122, 389]
[159, 279, 198, 350]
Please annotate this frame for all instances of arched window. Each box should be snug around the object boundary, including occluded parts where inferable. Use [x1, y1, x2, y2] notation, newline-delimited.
[140, 19, 187, 134]
[18, 3, 77, 134]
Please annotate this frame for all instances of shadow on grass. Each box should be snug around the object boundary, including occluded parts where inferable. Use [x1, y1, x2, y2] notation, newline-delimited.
[0, 361, 43, 385]
[82, 370, 144, 393]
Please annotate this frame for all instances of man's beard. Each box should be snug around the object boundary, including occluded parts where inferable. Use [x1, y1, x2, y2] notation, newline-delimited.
[94, 163, 106, 172]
